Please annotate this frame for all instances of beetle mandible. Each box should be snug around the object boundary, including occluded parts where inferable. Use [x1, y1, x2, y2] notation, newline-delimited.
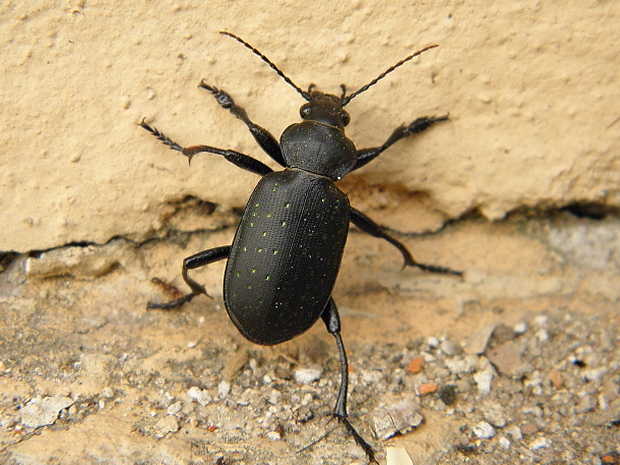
[140, 31, 462, 464]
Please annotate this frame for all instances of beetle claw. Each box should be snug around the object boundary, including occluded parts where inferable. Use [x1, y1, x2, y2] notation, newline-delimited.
[412, 262, 464, 278]
[146, 291, 201, 310]
[333, 415, 378, 464]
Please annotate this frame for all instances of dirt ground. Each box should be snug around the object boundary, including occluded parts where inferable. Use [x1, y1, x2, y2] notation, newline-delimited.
[0, 207, 619, 465]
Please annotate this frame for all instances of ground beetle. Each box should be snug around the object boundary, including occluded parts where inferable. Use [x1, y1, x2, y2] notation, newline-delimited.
[141, 31, 462, 463]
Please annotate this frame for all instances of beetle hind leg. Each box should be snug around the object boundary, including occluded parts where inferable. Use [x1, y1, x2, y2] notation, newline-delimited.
[350, 207, 463, 277]
[321, 298, 378, 464]
[147, 246, 231, 310]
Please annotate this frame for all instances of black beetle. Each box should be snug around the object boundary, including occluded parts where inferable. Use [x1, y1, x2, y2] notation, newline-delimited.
[141, 31, 462, 463]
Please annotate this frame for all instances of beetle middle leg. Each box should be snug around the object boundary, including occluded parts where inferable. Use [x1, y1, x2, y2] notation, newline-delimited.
[350, 207, 462, 276]
[140, 119, 274, 176]
[148, 246, 230, 310]
[353, 114, 449, 170]
[321, 297, 378, 464]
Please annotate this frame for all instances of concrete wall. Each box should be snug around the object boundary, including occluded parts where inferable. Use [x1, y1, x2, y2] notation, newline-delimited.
[2, 0, 618, 252]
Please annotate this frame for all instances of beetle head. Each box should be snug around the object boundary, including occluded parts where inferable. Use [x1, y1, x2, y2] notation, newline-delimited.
[300, 90, 351, 129]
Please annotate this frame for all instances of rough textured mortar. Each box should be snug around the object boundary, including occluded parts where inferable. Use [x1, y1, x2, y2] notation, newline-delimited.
[1, 0, 619, 252]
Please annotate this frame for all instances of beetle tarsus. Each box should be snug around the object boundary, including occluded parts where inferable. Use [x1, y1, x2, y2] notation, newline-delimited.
[147, 291, 201, 310]
[147, 275, 211, 310]
[140, 119, 274, 174]
[139, 119, 184, 153]
[406, 114, 449, 134]
[334, 415, 378, 465]
[199, 82, 235, 109]
[413, 261, 463, 277]
[353, 114, 449, 171]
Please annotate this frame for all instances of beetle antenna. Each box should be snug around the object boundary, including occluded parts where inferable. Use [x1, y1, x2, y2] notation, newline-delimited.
[340, 44, 439, 107]
[220, 31, 311, 101]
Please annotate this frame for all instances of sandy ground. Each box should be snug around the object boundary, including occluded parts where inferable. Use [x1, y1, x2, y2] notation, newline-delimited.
[0, 208, 618, 465]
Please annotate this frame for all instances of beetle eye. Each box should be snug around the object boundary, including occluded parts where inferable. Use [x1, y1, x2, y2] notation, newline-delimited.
[340, 111, 351, 126]
[300, 104, 312, 119]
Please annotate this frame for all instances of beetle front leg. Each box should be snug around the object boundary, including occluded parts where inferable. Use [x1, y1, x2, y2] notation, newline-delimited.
[350, 208, 463, 276]
[148, 246, 231, 310]
[321, 298, 378, 464]
[353, 114, 449, 171]
[140, 119, 273, 176]
[199, 82, 286, 167]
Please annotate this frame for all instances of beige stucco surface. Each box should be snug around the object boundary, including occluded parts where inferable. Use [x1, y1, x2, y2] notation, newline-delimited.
[1, 0, 618, 252]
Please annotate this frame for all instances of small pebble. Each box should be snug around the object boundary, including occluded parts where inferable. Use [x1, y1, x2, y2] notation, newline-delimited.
[584, 367, 607, 384]
[300, 393, 313, 406]
[504, 424, 523, 440]
[513, 322, 527, 334]
[473, 369, 494, 395]
[473, 421, 495, 439]
[295, 405, 314, 423]
[361, 370, 383, 384]
[266, 431, 281, 441]
[419, 383, 437, 395]
[439, 340, 457, 356]
[294, 367, 322, 384]
[445, 356, 476, 374]
[154, 416, 179, 438]
[486, 340, 524, 376]
[268, 389, 281, 405]
[535, 329, 549, 343]
[187, 387, 211, 406]
[386, 446, 414, 465]
[548, 368, 563, 388]
[464, 322, 496, 355]
[166, 401, 182, 416]
[533, 316, 548, 327]
[529, 436, 551, 450]
[20, 396, 74, 428]
[575, 395, 597, 414]
[373, 398, 423, 440]
[481, 402, 507, 427]
[407, 356, 424, 373]
[218, 380, 231, 399]
[499, 436, 511, 449]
